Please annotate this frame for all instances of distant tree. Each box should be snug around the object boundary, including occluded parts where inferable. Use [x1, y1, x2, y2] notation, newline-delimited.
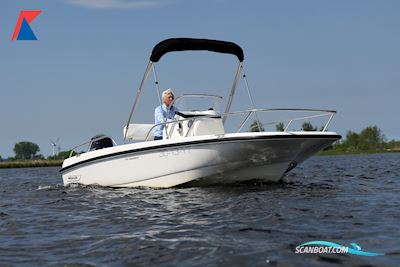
[250, 120, 265, 132]
[47, 150, 75, 160]
[33, 154, 45, 160]
[343, 131, 359, 151]
[301, 121, 317, 131]
[55, 151, 69, 160]
[358, 125, 386, 151]
[339, 126, 386, 152]
[0, 155, 3, 162]
[13, 141, 40, 160]
[275, 122, 285, 131]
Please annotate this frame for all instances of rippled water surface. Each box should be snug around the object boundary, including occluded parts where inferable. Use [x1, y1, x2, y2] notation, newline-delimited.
[1, 153, 400, 266]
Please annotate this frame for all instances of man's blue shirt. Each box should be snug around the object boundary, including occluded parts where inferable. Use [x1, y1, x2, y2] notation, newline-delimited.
[154, 104, 178, 138]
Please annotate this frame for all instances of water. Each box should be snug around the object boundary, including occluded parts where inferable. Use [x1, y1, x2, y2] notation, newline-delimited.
[0, 154, 399, 266]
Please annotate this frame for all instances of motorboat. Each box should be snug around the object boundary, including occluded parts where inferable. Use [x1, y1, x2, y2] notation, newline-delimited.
[60, 38, 341, 188]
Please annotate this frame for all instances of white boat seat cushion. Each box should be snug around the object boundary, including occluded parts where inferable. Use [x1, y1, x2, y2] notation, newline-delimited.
[123, 124, 155, 140]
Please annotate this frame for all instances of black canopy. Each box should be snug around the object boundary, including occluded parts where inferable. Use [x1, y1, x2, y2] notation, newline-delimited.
[150, 38, 244, 62]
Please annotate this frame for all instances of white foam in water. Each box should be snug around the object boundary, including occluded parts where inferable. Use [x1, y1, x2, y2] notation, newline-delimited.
[36, 184, 63, 190]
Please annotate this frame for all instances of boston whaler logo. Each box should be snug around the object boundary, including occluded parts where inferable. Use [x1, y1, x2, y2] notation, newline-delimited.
[295, 241, 384, 256]
[67, 175, 81, 182]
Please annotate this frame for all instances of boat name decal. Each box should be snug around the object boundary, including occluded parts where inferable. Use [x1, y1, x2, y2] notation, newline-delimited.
[159, 148, 191, 157]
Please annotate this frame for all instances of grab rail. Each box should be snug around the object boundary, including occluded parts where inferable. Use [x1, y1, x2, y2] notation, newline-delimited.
[227, 108, 336, 133]
[142, 108, 336, 141]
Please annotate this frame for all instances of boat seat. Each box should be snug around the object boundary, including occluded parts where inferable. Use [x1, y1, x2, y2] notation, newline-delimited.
[123, 124, 155, 141]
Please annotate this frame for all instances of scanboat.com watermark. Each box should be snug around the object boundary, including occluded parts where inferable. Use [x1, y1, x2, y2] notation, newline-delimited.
[295, 241, 384, 256]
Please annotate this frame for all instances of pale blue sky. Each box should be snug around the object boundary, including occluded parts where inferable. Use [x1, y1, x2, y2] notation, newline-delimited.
[1, 0, 399, 157]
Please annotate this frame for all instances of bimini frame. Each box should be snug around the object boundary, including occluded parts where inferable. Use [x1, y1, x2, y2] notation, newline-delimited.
[123, 38, 261, 142]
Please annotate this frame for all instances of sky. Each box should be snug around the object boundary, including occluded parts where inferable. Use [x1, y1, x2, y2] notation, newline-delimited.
[0, 0, 399, 157]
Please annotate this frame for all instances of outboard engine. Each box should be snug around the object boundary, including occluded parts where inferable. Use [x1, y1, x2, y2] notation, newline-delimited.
[89, 135, 114, 151]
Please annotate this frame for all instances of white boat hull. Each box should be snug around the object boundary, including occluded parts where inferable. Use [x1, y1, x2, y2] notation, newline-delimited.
[61, 132, 340, 188]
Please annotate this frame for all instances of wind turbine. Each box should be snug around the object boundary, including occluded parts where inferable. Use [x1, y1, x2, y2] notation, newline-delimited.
[50, 138, 60, 157]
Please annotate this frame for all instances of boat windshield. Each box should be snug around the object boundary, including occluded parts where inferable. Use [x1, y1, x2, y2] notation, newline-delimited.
[174, 94, 222, 114]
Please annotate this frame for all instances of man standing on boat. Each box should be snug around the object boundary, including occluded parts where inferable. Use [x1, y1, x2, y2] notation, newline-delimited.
[154, 88, 178, 140]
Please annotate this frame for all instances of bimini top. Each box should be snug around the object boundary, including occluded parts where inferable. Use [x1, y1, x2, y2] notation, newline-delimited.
[150, 38, 244, 62]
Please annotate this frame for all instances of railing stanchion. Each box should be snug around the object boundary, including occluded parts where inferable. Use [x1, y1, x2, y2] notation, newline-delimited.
[284, 120, 293, 132]
[236, 111, 253, 132]
[323, 113, 335, 132]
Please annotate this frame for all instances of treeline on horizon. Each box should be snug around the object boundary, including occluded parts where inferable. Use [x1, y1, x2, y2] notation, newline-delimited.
[0, 141, 72, 162]
[249, 121, 400, 154]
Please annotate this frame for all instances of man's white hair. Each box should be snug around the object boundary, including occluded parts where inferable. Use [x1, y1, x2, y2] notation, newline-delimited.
[162, 88, 174, 98]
